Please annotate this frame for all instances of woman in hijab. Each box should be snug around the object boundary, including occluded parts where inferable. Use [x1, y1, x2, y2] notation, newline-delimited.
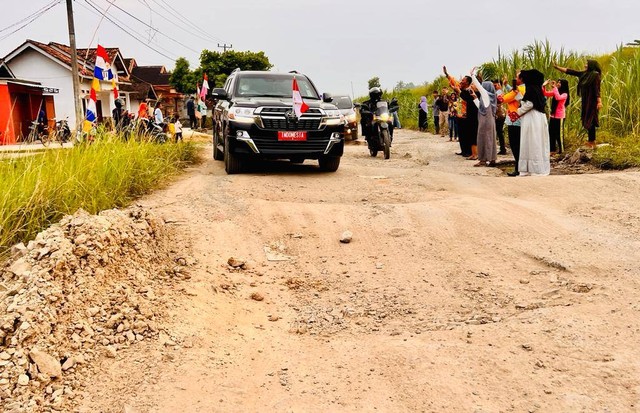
[417, 96, 428, 132]
[470, 73, 497, 166]
[509, 69, 550, 176]
[553, 60, 602, 147]
[543, 78, 570, 154]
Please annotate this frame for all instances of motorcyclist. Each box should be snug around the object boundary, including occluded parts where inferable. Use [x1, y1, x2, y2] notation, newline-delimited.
[112, 98, 125, 132]
[360, 87, 383, 141]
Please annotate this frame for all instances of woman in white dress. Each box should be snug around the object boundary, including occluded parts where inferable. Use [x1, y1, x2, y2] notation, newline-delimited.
[511, 69, 550, 176]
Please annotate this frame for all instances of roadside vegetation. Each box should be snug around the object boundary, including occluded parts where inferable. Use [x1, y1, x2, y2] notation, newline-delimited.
[374, 40, 640, 169]
[0, 132, 201, 255]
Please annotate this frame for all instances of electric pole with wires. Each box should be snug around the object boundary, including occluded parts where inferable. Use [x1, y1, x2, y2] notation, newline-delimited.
[218, 43, 233, 53]
[66, 0, 83, 135]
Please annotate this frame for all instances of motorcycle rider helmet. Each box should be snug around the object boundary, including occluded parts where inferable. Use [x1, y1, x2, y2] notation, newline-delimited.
[368, 87, 382, 102]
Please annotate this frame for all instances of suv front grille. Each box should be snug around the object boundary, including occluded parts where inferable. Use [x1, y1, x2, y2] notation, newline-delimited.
[258, 106, 323, 131]
[262, 118, 321, 131]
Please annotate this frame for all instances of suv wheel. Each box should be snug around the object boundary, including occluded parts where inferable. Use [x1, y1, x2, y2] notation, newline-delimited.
[224, 135, 243, 174]
[318, 156, 340, 172]
[213, 127, 223, 161]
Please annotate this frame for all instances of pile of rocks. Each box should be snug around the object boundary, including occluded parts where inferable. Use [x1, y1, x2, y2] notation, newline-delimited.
[0, 207, 180, 412]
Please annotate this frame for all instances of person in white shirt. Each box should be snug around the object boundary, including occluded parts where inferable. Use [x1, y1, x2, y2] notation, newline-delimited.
[154, 103, 164, 124]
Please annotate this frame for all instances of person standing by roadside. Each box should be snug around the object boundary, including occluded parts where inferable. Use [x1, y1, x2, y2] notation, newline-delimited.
[173, 115, 183, 142]
[553, 60, 602, 148]
[543, 79, 570, 154]
[511, 69, 550, 176]
[154, 103, 164, 125]
[138, 100, 148, 120]
[198, 99, 208, 130]
[503, 75, 526, 176]
[448, 92, 459, 141]
[112, 98, 124, 132]
[436, 89, 450, 137]
[418, 96, 429, 131]
[431, 91, 440, 134]
[471, 73, 497, 167]
[443, 66, 473, 157]
[493, 79, 507, 155]
[461, 80, 479, 160]
[186, 95, 197, 129]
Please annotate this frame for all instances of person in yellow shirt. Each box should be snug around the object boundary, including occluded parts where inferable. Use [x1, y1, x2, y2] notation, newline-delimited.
[501, 74, 526, 176]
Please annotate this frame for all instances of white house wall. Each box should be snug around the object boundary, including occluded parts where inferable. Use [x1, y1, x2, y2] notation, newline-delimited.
[7, 49, 76, 125]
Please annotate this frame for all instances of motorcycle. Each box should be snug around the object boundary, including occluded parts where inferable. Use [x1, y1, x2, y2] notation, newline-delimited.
[359, 100, 398, 159]
[136, 118, 167, 143]
[55, 117, 71, 144]
[148, 120, 168, 143]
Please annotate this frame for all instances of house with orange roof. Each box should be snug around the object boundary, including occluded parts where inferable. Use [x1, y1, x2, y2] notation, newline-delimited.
[2, 39, 158, 131]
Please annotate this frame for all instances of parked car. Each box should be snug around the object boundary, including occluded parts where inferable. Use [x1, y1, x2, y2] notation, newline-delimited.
[333, 95, 358, 140]
[211, 69, 345, 174]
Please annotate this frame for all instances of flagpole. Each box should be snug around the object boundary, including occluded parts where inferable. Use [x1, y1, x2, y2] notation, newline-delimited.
[66, 0, 83, 135]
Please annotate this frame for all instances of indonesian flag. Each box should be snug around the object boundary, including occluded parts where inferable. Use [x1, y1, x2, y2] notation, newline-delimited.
[93, 45, 113, 81]
[292, 77, 308, 117]
[200, 73, 209, 101]
[86, 88, 98, 122]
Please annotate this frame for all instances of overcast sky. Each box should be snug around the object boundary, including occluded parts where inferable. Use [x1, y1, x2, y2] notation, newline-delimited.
[1, 0, 638, 97]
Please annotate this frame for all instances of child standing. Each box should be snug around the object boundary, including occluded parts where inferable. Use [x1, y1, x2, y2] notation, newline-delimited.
[174, 115, 183, 142]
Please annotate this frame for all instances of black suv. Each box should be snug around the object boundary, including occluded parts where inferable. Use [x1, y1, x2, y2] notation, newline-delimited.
[211, 70, 345, 174]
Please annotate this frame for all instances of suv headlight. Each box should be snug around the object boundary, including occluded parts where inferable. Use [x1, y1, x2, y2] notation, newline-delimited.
[324, 109, 340, 118]
[323, 109, 342, 126]
[346, 111, 357, 123]
[229, 107, 256, 123]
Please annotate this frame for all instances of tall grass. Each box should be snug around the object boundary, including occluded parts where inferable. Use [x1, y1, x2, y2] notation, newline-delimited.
[0, 133, 201, 255]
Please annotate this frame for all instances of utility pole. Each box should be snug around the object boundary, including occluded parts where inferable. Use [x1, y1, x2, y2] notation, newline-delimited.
[66, 0, 83, 133]
[217, 43, 233, 53]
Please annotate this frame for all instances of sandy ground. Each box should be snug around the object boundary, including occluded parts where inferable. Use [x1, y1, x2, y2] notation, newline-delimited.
[78, 130, 640, 413]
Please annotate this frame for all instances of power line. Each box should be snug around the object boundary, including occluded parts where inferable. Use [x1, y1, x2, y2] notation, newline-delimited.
[78, 0, 178, 61]
[0, 1, 62, 42]
[91, 0, 200, 54]
[142, 0, 229, 46]
[155, 0, 227, 43]
[0, 0, 60, 33]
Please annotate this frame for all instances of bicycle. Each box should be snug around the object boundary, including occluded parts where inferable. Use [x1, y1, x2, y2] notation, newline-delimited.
[47, 117, 72, 147]
[23, 121, 50, 146]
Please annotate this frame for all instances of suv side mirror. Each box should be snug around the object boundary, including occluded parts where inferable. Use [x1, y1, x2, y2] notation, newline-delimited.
[211, 88, 229, 100]
[353, 102, 361, 109]
[322, 93, 333, 103]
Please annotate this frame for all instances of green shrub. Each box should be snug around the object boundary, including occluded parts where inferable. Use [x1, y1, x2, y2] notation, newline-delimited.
[0, 132, 201, 255]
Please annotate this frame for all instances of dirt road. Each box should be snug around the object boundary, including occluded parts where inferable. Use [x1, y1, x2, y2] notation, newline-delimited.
[79, 130, 640, 412]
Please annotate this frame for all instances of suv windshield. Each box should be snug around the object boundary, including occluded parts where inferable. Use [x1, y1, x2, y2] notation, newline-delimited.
[235, 74, 319, 99]
[334, 96, 353, 109]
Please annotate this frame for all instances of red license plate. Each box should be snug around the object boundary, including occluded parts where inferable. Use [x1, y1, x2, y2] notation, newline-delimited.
[278, 131, 307, 141]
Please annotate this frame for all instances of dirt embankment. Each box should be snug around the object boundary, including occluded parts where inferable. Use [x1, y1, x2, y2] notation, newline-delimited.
[0, 208, 191, 412]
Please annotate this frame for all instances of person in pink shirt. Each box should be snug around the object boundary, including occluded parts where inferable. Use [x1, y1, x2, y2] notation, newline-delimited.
[542, 79, 570, 154]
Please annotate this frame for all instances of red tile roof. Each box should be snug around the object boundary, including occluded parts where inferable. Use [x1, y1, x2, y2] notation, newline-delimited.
[25, 40, 127, 79]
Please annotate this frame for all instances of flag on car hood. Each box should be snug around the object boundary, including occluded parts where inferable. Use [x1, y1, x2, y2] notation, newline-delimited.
[292, 77, 309, 117]
[93, 45, 113, 81]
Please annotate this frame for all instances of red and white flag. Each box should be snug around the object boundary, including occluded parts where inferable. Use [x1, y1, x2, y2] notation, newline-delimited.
[292, 77, 309, 117]
[200, 73, 209, 101]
